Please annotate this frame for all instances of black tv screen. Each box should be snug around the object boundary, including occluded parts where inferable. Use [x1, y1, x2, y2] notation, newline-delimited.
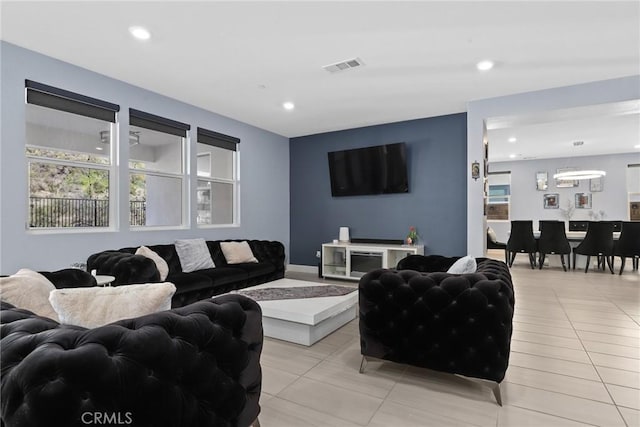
[328, 142, 408, 197]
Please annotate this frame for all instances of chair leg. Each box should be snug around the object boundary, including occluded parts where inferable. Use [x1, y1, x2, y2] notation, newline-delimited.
[560, 255, 567, 272]
[509, 252, 516, 267]
[634, 256, 639, 271]
[504, 248, 508, 265]
[606, 256, 614, 274]
[529, 252, 536, 269]
[359, 356, 368, 374]
[538, 253, 545, 270]
[492, 382, 502, 406]
[619, 257, 626, 275]
[584, 256, 591, 273]
[572, 252, 576, 270]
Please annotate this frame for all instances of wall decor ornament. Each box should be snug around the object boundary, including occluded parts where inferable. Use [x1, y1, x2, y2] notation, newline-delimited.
[559, 200, 575, 220]
[471, 161, 480, 180]
[575, 193, 592, 209]
[536, 171, 548, 191]
[543, 193, 559, 209]
[590, 176, 603, 192]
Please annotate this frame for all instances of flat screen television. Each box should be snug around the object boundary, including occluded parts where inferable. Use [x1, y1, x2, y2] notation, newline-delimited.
[328, 142, 408, 197]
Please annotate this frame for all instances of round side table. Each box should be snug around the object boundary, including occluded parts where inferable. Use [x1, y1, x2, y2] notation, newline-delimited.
[95, 275, 115, 286]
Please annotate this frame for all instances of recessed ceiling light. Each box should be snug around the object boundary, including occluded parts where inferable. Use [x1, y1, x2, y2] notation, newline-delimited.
[283, 102, 295, 111]
[635, 144, 640, 149]
[95, 146, 104, 151]
[508, 137, 517, 143]
[509, 154, 517, 159]
[129, 26, 151, 40]
[476, 60, 494, 71]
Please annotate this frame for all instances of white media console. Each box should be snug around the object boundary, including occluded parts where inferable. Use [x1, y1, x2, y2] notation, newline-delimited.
[322, 242, 424, 281]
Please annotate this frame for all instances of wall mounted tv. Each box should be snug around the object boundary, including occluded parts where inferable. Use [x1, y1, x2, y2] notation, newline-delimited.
[328, 142, 409, 197]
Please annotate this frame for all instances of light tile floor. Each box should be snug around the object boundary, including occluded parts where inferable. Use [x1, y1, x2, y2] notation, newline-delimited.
[258, 253, 639, 426]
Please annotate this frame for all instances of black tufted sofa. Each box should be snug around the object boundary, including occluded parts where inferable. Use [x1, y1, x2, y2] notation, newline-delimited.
[87, 239, 285, 308]
[0, 291, 263, 427]
[358, 255, 514, 404]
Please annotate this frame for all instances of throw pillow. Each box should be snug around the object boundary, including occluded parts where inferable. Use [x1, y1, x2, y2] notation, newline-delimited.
[136, 246, 169, 280]
[175, 238, 215, 273]
[220, 241, 258, 264]
[49, 282, 176, 328]
[0, 268, 59, 321]
[487, 227, 498, 243]
[447, 256, 477, 274]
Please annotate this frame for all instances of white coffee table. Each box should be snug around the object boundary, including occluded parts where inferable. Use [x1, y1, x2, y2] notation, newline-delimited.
[246, 278, 358, 346]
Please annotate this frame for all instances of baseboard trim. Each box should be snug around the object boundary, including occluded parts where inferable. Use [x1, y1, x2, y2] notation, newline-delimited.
[286, 264, 318, 274]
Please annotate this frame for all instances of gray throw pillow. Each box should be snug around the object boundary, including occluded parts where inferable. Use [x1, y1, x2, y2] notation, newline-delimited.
[175, 238, 215, 272]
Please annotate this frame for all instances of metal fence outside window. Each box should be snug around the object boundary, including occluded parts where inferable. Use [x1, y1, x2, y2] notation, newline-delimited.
[29, 197, 146, 227]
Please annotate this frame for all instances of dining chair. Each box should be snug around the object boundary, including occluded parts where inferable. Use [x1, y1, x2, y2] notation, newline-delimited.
[487, 227, 508, 263]
[613, 221, 640, 274]
[572, 221, 615, 274]
[506, 220, 537, 269]
[537, 220, 571, 271]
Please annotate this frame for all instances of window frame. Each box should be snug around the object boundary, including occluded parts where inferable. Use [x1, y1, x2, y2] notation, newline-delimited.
[24, 80, 119, 232]
[196, 127, 240, 228]
[128, 109, 190, 229]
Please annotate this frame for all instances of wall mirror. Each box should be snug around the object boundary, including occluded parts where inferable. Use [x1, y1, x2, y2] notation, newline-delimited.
[536, 171, 548, 191]
[555, 167, 579, 188]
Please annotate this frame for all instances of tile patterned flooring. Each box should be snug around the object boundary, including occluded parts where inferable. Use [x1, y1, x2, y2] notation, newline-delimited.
[258, 254, 639, 426]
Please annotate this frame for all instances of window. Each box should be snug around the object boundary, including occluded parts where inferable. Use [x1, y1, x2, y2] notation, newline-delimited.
[25, 80, 119, 229]
[487, 172, 511, 220]
[129, 109, 189, 227]
[196, 128, 239, 225]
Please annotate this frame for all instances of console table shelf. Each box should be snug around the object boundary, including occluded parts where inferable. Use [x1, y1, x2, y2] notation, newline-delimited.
[322, 242, 424, 281]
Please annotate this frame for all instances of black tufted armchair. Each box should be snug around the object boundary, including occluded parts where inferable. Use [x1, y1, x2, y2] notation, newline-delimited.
[0, 294, 263, 427]
[359, 256, 514, 405]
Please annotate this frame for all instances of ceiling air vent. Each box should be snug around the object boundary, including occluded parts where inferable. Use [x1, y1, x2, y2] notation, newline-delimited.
[322, 57, 365, 73]
[573, 141, 584, 146]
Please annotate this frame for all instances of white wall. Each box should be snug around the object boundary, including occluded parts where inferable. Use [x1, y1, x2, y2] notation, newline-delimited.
[489, 153, 640, 242]
[0, 42, 290, 273]
[467, 75, 640, 256]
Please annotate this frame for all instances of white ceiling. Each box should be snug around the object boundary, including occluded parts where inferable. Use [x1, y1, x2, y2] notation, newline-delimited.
[487, 100, 640, 162]
[1, 1, 639, 151]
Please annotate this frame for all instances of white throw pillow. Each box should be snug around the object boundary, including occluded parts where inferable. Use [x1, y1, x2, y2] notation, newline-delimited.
[175, 238, 215, 273]
[49, 282, 176, 329]
[220, 241, 258, 264]
[487, 227, 498, 243]
[136, 246, 169, 280]
[0, 269, 59, 321]
[447, 256, 477, 274]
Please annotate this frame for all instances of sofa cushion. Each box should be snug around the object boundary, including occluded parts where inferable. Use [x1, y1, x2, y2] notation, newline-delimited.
[136, 246, 169, 280]
[0, 269, 59, 321]
[49, 283, 176, 328]
[41, 269, 97, 289]
[175, 238, 215, 273]
[447, 255, 477, 274]
[220, 241, 258, 264]
[396, 255, 460, 272]
[230, 262, 276, 279]
[196, 267, 249, 287]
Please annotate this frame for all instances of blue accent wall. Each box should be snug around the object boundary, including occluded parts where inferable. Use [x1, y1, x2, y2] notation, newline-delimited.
[290, 113, 467, 266]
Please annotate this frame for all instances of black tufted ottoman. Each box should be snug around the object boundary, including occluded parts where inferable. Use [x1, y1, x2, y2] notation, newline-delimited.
[358, 256, 515, 405]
